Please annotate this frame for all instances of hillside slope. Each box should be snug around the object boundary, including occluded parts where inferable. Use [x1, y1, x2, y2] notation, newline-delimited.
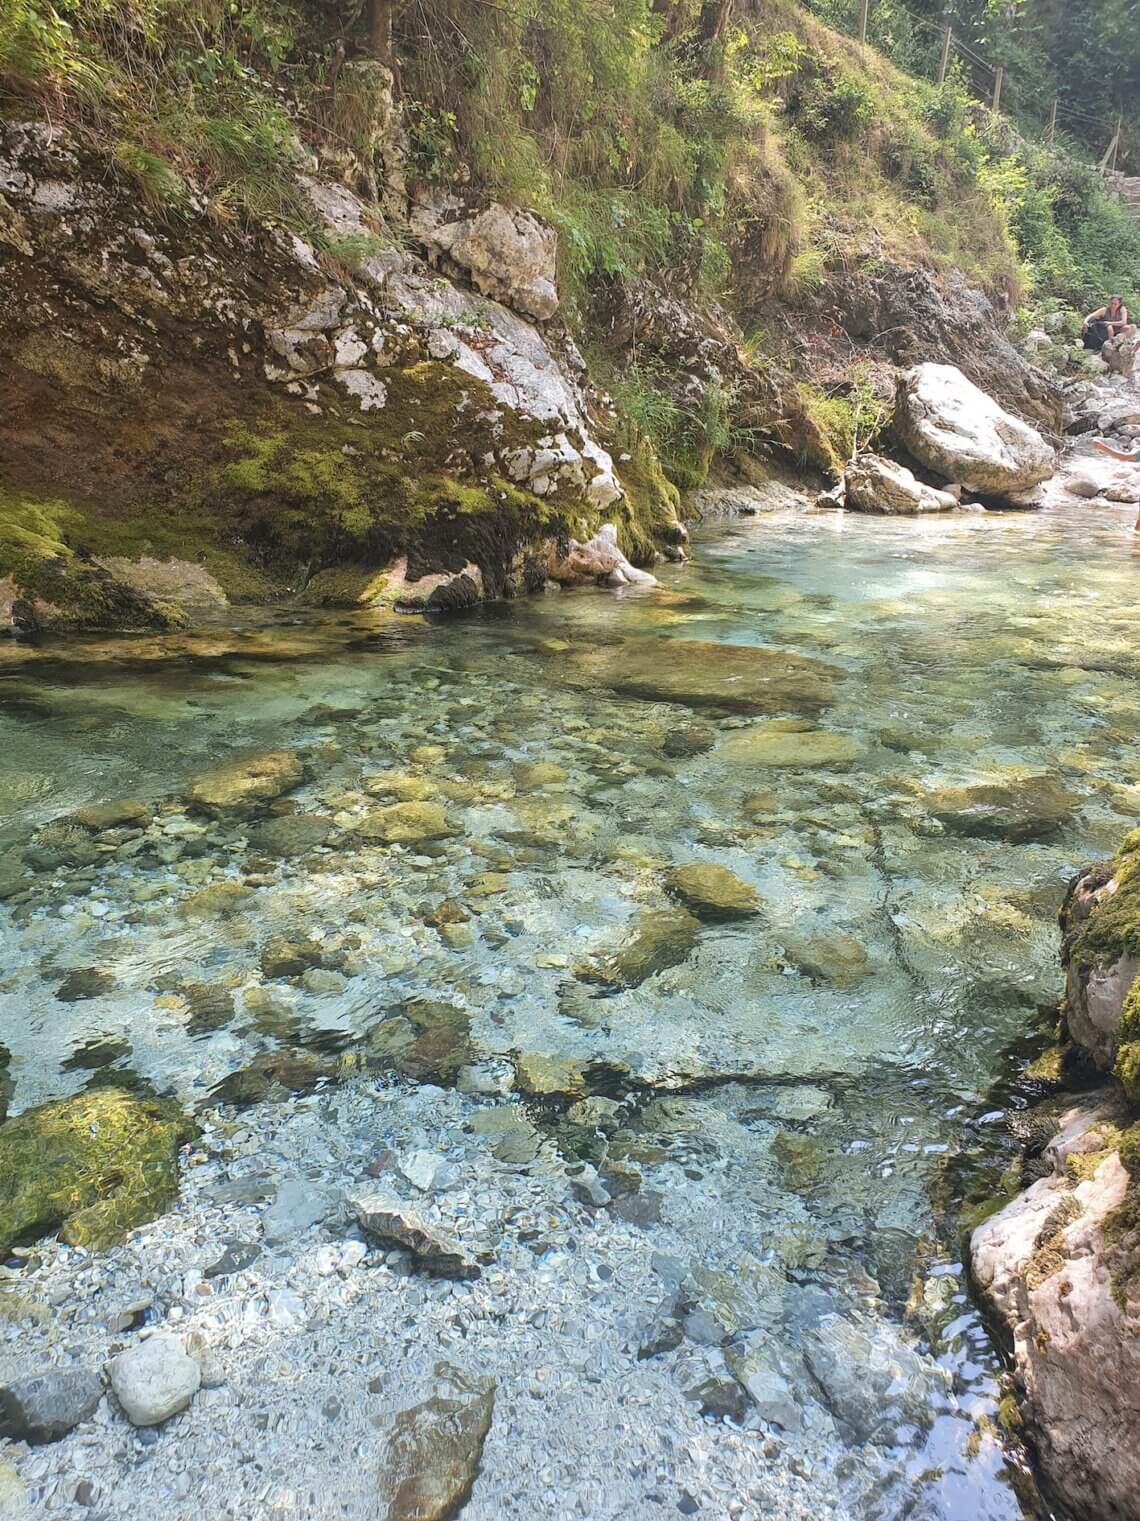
[0, 0, 1129, 628]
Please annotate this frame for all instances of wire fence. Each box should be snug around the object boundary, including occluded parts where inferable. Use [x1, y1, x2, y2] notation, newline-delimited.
[842, 1, 1125, 173]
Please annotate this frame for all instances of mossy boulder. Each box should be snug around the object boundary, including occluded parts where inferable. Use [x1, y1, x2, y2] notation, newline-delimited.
[0, 1089, 194, 1256]
[1061, 831, 1140, 1078]
[665, 863, 761, 921]
[185, 751, 305, 816]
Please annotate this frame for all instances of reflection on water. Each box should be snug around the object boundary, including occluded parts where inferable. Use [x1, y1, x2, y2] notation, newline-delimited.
[3, 499, 1138, 1517]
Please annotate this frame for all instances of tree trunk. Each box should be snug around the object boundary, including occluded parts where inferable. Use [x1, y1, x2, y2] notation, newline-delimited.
[698, 0, 733, 83]
[368, 0, 393, 63]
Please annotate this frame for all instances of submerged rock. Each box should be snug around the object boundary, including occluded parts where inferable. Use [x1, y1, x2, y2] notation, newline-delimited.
[110, 1337, 201, 1427]
[185, 751, 305, 815]
[247, 814, 333, 857]
[260, 934, 328, 980]
[665, 863, 760, 921]
[379, 1369, 495, 1521]
[717, 721, 860, 769]
[560, 638, 838, 715]
[802, 1313, 950, 1443]
[0, 1370, 103, 1443]
[0, 1089, 194, 1256]
[661, 725, 717, 758]
[513, 1052, 587, 1101]
[71, 799, 150, 831]
[578, 907, 701, 990]
[366, 1000, 473, 1086]
[354, 802, 454, 844]
[209, 1051, 332, 1107]
[924, 774, 1075, 842]
[54, 968, 114, 1002]
[782, 933, 869, 987]
[353, 1194, 482, 1279]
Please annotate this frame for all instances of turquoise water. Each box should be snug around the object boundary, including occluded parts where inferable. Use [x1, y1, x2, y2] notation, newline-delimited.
[2, 499, 1139, 1516]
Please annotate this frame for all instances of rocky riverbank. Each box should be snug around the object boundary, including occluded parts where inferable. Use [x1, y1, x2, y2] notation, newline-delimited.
[970, 831, 1140, 1521]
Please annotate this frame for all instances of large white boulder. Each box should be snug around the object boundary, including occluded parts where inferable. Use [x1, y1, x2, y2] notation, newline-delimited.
[843, 454, 959, 514]
[894, 363, 1055, 495]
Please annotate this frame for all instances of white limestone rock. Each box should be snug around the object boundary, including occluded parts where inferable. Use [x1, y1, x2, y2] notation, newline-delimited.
[110, 1337, 201, 1427]
[894, 363, 1055, 496]
[843, 454, 960, 514]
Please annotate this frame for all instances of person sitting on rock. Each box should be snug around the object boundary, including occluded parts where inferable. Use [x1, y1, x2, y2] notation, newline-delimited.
[1082, 295, 1133, 350]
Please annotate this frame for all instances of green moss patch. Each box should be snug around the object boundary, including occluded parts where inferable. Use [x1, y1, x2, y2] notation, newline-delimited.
[0, 1088, 195, 1255]
[1066, 832, 1140, 972]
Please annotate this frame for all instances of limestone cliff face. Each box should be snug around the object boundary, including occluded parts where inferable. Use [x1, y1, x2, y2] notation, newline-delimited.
[0, 116, 681, 631]
[970, 837, 1140, 1521]
[0, 92, 1061, 633]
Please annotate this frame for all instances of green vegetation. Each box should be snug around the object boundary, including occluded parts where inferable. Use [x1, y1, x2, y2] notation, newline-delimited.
[3, 0, 1139, 507]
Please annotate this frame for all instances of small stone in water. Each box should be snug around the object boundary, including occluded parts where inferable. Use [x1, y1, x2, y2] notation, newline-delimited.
[204, 1239, 261, 1278]
[54, 968, 114, 1002]
[110, 1337, 201, 1426]
[0, 1369, 104, 1443]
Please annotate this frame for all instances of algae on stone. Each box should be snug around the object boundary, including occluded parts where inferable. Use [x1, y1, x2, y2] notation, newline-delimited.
[185, 751, 305, 815]
[665, 863, 761, 921]
[717, 722, 860, 769]
[578, 906, 701, 990]
[355, 802, 454, 844]
[559, 639, 838, 716]
[0, 1089, 194, 1256]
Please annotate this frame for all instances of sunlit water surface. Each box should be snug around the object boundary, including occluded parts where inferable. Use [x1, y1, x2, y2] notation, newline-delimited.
[3, 500, 1139, 1519]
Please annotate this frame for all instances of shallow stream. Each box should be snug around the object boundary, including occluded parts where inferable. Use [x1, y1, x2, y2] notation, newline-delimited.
[3, 499, 1140, 1519]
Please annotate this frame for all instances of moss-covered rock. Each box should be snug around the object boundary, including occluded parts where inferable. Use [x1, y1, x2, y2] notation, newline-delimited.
[1060, 831, 1140, 1073]
[924, 775, 1076, 843]
[185, 751, 306, 816]
[665, 863, 761, 920]
[560, 639, 838, 716]
[354, 802, 454, 844]
[0, 1089, 194, 1255]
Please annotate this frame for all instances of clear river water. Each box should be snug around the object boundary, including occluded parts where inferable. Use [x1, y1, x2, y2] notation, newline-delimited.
[2, 498, 1139, 1519]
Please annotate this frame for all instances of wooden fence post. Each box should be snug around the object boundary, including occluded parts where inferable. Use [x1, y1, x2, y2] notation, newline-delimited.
[1048, 98, 1057, 145]
[937, 23, 952, 85]
[858, 0, 869, 45]
[991, 65, 1003, 112]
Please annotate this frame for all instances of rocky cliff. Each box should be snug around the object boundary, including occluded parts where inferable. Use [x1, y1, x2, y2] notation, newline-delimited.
[970, 831, 1140, 1521]
[0, 56, 1062, 635]
[0, 111, 688, 631]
